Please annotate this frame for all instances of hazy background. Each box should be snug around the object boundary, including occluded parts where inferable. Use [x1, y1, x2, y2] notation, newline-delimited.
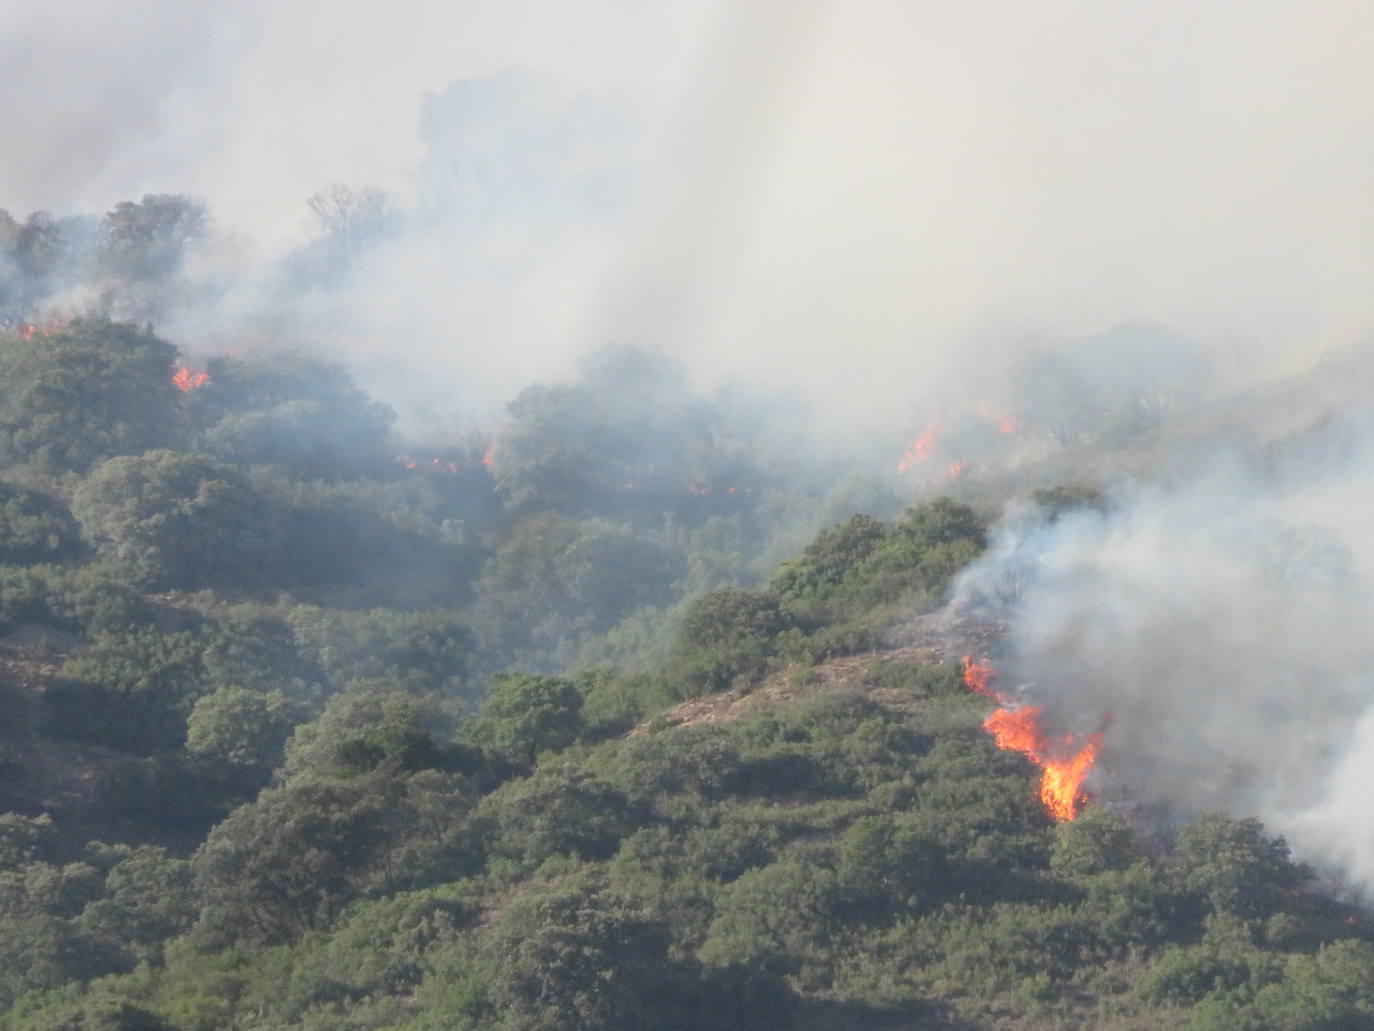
[6, 0, 1374, 425]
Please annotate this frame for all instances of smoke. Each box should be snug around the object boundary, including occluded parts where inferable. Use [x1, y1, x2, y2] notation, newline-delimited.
[9, 0, 1374, 883]
[7, 0, 1374, 435]
[947, 385, 1374, 893]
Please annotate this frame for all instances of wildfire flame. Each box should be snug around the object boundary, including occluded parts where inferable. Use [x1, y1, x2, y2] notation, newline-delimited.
[976, 402, 1022, 436]
[962, 654, 1104, 821]
[173, 367, 211, 392]
[898, 423, 940, 473]
[948, 459, 969, 478]
[13, 316, 71, 341]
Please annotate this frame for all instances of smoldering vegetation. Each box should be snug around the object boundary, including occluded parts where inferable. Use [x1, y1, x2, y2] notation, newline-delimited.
[7, 3, 1374, 1027]
[948, 347, 1374, 896]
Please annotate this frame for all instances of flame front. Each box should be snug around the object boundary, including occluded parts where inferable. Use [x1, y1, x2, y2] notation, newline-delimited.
[962, 654, 1102, 821]
[898, 423, 939, 473]
[173, 367, 210, 392]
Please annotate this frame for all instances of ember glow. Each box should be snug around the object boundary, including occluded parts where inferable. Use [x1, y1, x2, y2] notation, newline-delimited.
[977, 402, 1022, 436]
[173, 367, 211, 392]
[962, 654, 1104, 821]
[15, 316, 71, 341]
[897, 423, 939, 473]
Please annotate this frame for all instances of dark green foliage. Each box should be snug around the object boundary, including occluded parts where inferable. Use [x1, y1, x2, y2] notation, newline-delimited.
[184, 685, 297, 786]
[75, 847, 195, 968]
[283, 690, 465, 782]
[848, 497, 986, 608]
[0, 564, 151, 636]
[0, 484, 83, 564]
[3, 994, 174, 1031]
[0, 319, 180, 473]
[474, 876, 685, 1031]
[72, 451, 279, 588]
[1175, 812, 1311, 919]
[191, 351, 395, 476]
[481, 763, 635, 869]
[699, 858, 841, 984]
[1242, 938, 1374, 1030]
[1049, 805, 1139, 877]
[41, 629, 208, 754]
[0, 860, 106, 1007]
[462, 673, 585, 768]
[669, 587, 794, 695]
[472, 513, 679, 667]
[192, 780, 403, 945]
[770, 513, 891, 611]
[0, 814, 57, 868]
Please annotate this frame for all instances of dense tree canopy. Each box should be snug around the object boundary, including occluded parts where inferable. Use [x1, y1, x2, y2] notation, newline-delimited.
[71, 451, 278, 589]
[0, 319, 179, 473]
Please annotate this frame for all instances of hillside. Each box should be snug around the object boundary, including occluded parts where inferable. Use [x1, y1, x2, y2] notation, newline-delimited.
[0, 310, 1371, 1030]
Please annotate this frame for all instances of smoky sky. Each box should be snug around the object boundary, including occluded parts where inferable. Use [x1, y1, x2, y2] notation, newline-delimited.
[7, 0, 1374, 425]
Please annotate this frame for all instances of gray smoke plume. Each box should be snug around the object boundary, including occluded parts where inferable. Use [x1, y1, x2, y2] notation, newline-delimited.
[948, 379, 1374, 893]
[8, 0, 1374, 436]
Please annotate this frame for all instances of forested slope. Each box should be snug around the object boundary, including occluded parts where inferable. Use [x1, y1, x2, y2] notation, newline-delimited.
[0, 223, 1372, 1028]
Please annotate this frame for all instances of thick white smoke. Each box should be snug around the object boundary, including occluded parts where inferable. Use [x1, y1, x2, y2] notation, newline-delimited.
[7, 0, 1374, 432]
[948, 390, 1374, 892]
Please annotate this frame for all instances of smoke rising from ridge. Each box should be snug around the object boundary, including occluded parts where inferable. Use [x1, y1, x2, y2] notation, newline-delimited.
[948, 409, 1374, 894]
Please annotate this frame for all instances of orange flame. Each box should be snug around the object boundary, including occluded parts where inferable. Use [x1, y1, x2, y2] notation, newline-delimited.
[962, 655, 1103, 821]
[898, 423, 940, 473]
[14, 316, 70, 341]
[173, 367, 211, 392]
[948, 459, 968, 478]
[976, 402, 1022, 436]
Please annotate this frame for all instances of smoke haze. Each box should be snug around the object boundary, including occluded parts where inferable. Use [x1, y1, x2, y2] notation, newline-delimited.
[7, 0, 1374, 424]
[10, 0, 1374, 882]
[948, 412, 1374, 894]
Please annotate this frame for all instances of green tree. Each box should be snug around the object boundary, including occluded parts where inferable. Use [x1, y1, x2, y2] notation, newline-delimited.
[1175, 812, 1310, 919]
[193, 780, 399, 945]
[770, 514, 891, 612]
[185, 685, 297, 782]
[669, 588, 793, 695]
[1050, 806, 1138, 878]
[483, 763, 635, 868]
[0, 483, 83, 563]
[0, 319, 180, 473]
[41, 629, 209, 754]
[478, 876, 688, 1031]
[96, 194, 209, 321]
[699, 858, 841, 985]
[71, 450, 278, 588]
[463, 673, 585, 769]
[472, 513, 679, 667]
